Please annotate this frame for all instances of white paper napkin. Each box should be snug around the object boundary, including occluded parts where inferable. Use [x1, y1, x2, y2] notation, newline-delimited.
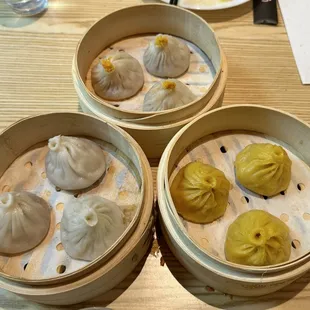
[278, 0, 310, 84]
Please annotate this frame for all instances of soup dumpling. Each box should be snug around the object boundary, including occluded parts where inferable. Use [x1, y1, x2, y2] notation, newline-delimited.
[144, 34, 190, 78]
[235, 143, 292, 196]
[170, 162, 230, 224]
[45, 135, 106, 190]
[91, 52, 144, 101]
[143, 79, 196, 111]
[0, 192, 50, 254]
[61, 195, 126, 261]
[225, 210, 291, 266]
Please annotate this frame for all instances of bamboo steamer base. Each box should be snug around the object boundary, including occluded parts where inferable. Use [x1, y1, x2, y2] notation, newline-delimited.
[0, 139, 141, 283]
[0, 113, 154, 304]
[157, 105, 310, 296]
[169, 131, 310, 271]
[78, 52, 227, 159]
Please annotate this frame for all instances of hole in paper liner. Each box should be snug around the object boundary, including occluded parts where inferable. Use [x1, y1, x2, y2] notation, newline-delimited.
[297, 183, 305, 191]
[220, 146, 227, 153]
[24, 162, 32, 168]
[241, 196, 249, 204]
[57, 265, 66, 274]
[23, 263, 28, 270]
[56, 203, 64, 211]
[56, 243, 64, 251]
[280, 213, 289, 222]
[2, 185, 10, 192]
[55, 187, 61, 192]
[291, 240, 301, 249]
[303, 213, 310, 221]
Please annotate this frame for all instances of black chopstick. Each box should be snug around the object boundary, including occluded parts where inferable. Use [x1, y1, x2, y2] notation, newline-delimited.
[169, 0, 178, 5]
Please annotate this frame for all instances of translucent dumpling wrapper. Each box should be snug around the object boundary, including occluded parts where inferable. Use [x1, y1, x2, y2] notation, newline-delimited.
[235, 143, 292, 196]
[91, 52, 144, 100]
[61, 196, 126, 261]
[225, 210, 291, 266]
[170, 162, 231, 224]
[45, 135, 106, 190]
[143, 80, 196, 111]
[143, 34, 190, 78]
[0, 192, 51, 254]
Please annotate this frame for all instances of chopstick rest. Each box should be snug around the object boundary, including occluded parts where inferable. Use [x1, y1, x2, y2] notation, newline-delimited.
[253, 0, 278, 26]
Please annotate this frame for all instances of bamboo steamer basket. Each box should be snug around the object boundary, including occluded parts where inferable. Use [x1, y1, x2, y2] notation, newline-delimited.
[0, 113, 154, 304]
[157, 105, 310, 296]
[72, 4, 227, 159]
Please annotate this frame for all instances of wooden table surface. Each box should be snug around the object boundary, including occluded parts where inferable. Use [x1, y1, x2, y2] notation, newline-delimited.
[1, 0, 310, 309]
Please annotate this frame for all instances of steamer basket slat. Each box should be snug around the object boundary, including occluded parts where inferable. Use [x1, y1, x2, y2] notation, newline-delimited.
[158, 105, 310, 296]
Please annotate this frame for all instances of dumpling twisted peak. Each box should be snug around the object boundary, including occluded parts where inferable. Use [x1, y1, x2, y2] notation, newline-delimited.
[60, 196, 126, 261]
[91, 52, 144, 101]
[143, 34, 190, 78]
[0, 191, 50, 254]
[45, 136, 106, 190]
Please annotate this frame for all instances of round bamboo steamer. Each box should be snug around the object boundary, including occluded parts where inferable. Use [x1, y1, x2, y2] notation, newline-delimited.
[157, 105, 310, 296]
[72, 4, 227, 159]
[0, 113, 154, 304]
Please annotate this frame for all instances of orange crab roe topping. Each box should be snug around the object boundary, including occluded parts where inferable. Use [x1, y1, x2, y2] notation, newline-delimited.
[155, 35, 168, 48]
[101, 58, 115, 72]
[162, 81, 176, 90]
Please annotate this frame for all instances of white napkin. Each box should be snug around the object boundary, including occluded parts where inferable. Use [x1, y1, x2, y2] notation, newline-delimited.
[278, 0, 310, 84]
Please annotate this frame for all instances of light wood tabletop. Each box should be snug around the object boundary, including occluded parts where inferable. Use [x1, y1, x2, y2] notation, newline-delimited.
[1, 0, 310, 309]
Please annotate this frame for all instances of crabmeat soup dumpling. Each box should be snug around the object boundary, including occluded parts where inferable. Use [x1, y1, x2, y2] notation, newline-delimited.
[45, 135, 106, 190]
[61, 196, 126, 261]
[143, 79, 196, 111]
[0, 192, 51, 254]
[143, 34, 190, 78]
[91, 52, 144, 101]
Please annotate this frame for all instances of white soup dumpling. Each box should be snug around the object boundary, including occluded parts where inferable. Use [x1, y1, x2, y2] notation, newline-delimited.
[143, 79, 196, 111]
[45, 135, 106, 190]
[143, 34, 190, 78]
[91, 52, 144, 101]
[0, 191, 51, 254]
[60, 196, 126, 261]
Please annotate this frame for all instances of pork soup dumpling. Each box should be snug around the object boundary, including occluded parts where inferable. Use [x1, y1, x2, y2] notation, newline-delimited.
[61, 196, 126, 261]
[143, 80, 196, 111]
[225, 210, 291, 266]
[235, 143, 292, 196]
[143, 34, 190, 78]
[91, 52, 144, 101]
[170, 162, 231, 224]
[45, 135, 106, 190]
[0, 192, 51, 254]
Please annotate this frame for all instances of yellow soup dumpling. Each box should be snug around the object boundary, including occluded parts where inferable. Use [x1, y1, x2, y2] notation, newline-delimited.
[170, 162, 230, 224]
[235, 143, 292, 196]
[225, 210, 291, 266]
